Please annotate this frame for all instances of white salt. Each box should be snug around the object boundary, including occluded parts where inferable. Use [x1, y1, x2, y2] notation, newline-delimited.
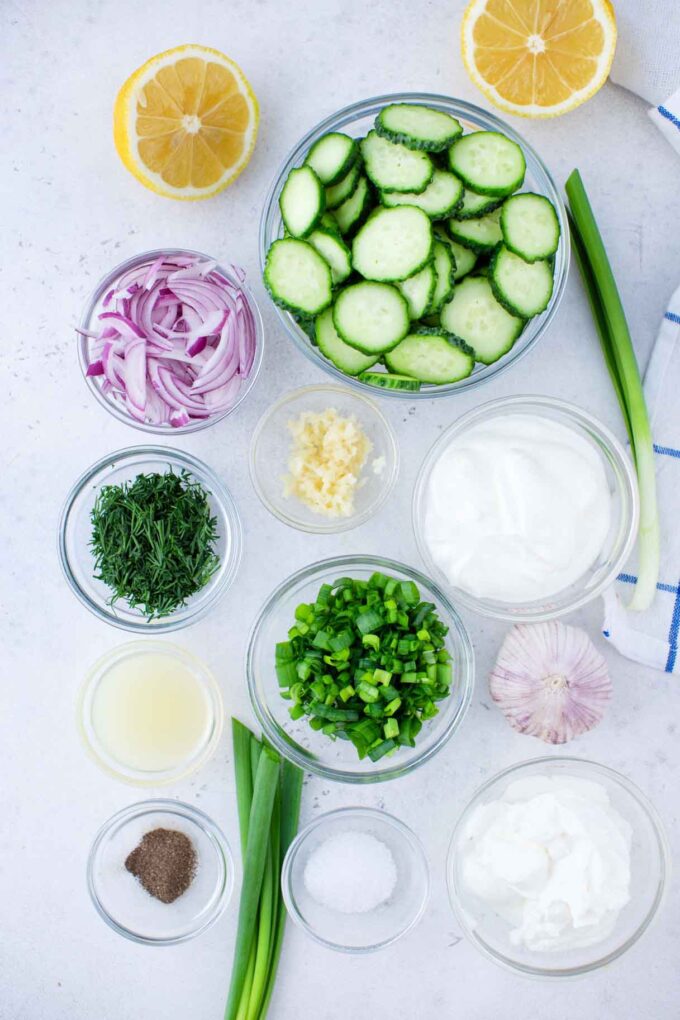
[303, 830, 397, 914]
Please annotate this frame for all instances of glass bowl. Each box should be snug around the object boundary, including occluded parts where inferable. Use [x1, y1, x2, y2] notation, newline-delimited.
[77, 248, 264, 434]
[259, 92, 569, 400]
[87, 799, 234, 945]
[249, 384, 399, 533]
[281, 807, 429, 953]
[412, 395, 639, 622]
[246, 555, 474, 783]
[446, 757, 670, 978]
[58, 446, 242, 632]
[78, 641, 224, 785]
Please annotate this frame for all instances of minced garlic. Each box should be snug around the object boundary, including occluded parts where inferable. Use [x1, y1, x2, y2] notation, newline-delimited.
[284, 407, 372, 518]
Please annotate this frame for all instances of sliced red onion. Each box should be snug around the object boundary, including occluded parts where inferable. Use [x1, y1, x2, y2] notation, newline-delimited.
[99, 311, 145, 339]
[203, 374, 242, 411]
[124, 337, 147, 411]
[186, 336, 208, 358]
[82, 253, 257, 427]
[170, 408, 191, 428]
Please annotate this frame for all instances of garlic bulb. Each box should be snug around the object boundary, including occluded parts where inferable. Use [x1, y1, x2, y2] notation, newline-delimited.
[489, 621, 612, 744]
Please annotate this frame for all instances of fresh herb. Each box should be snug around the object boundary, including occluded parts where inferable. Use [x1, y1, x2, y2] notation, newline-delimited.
[565, 170, 660, 610]
[90, 470, 220, 619]
[225, 720, 303, 1020]
[276, 572, 453, 761]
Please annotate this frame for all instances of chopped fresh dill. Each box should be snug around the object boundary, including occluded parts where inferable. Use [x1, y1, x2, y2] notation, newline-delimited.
[90, 470, 220, 620]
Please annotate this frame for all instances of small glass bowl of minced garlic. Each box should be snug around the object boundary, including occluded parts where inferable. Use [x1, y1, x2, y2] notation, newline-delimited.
[87, 800, 234, 945]
[249, 384, 399, 533]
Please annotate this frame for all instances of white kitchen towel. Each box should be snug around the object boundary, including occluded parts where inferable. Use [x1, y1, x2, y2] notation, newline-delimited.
[610, 1, 680, 105]
[602, 286, 680, 674]
[649, 91, 680, 156]
[609, 1, 680, 154]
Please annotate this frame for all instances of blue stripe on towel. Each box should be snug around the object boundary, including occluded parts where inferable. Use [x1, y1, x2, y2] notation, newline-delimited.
[654, 443, 680, 458]
[664, 311, 680, 325]
[617, 573, 680, 594]
[665, 588, 680, 672]
[658, 105, 680, 130]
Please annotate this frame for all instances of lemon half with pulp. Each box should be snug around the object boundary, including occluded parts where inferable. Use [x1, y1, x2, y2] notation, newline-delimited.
[113, 44, 259, 200]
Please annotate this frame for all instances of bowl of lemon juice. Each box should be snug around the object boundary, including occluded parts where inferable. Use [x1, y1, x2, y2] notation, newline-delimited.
[79, 642, 223, 785]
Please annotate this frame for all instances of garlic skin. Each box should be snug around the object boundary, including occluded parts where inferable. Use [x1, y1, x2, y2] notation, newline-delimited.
[489, 622, 612, 744]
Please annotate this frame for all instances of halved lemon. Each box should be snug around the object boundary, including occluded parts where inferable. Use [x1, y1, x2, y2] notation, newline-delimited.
[113, 44, 259, 200]
[461, 0, 617, 118]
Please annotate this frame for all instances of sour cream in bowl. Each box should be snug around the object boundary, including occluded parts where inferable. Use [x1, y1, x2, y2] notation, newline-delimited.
[446, 758, 670, 978]
[412, 396, 638, 622]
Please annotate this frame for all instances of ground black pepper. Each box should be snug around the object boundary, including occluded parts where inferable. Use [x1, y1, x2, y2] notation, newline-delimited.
[125, 828, 197, 904]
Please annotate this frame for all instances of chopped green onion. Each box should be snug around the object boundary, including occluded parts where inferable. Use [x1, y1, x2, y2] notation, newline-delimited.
[274, 573, 454, 761]
[356, 609, 384, 634]
[368, 738, 397, 762]
[384, 718, 399, 739]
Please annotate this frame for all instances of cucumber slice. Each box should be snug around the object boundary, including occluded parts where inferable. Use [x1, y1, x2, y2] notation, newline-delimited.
[448, 131, 526, 197]
[385, 330, 477, 385]
[293, 311, 317, 341]
[434, 227, 477, 280]
[279, 165, 325, 238]
[501, 193, 560, 262]
[333, 176, 374, 235]
[375, 103, 463, 152]
[440, 275, 523, 364]
[397, 262, 436, 319]
[264, 238, 332, 316]
[325, 161, 362, 209]
[352, 206, 433, 282]
[490, 245, 554, 318]
[307, 228, 352, 285]
[305, 132, 358, 185]
[360, 130, 433, 194]
[319, 211, 342, 234]
[380, 170, 464, 219]
[448, 239, 477, 279]
[416, 313, 441, 328]
[333, 281, 409, 354]
[385, 329, 474, 384]
[456, 188, 503, 220]
[429, 240, 455, 312]
[447, 208, 502, 253]
[358, 371, 421, 392]
[315, 307, 378, 375]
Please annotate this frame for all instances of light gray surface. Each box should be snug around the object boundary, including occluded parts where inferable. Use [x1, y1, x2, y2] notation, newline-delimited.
[2, 1, 679, 1018]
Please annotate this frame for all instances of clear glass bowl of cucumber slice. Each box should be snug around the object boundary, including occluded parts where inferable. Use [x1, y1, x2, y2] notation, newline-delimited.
[259, 92, 569, 400]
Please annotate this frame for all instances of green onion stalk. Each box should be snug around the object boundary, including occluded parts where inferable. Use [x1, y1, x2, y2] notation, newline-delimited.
[565, 169, 660, 611]
[226, 720, 303, 1020]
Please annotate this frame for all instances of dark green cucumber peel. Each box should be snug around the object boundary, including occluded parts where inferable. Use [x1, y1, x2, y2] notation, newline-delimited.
[358, 371, 421, 391]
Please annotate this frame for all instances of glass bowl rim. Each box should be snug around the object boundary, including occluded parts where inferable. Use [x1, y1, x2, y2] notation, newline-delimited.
[281, 805, 430, 954]
[77, 247, 264, 435]
[245, 553, 475, 783]
[57, 444, 243, 633]
[77, 639, 224, 786]
[87, 797, 235, 946]
[412, 393, 640, 622]
[258, 91, 570, 400]
[248, 383, 400, 533]
[446, 755, 671, 978]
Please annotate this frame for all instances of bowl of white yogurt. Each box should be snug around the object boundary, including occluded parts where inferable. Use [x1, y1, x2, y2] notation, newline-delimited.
[412, 395, 639, 622]
[446, 757, 669, 978]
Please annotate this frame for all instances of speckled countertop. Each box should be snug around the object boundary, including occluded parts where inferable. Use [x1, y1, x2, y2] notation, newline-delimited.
[2, 1, 679, 1017]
